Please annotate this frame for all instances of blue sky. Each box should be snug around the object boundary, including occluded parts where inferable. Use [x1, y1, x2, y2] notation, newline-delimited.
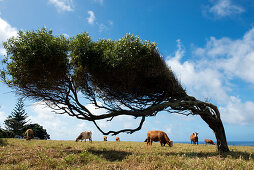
[0, 0, 254, 143]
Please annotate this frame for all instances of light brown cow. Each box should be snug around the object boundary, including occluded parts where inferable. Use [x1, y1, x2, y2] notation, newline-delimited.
[205, 139, 215, 145]
[190, 132, 198, 145]
[115, 137, 120, 141]
[24, 129, 34, 140]
[146, 130, 173, 147]
[76, 131, 92, 142]
[104, 136, 107, 141]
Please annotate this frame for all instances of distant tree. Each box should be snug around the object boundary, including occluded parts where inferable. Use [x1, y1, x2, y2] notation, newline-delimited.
[1, 28, 229, 152]
[23, 123, 50, 139]
[0, 126, 3, 138]
[4, 98, 29, 136]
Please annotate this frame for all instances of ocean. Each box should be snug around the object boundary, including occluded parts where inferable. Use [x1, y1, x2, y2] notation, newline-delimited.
[175, 141, 254, 146]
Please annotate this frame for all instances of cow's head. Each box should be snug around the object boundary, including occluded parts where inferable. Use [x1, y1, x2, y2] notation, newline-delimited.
[167, 140, 173, 147]
[194, 132, 198, 137]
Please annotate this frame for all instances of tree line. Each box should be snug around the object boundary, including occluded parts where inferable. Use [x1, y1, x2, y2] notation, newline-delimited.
[0, 98, 50, 139]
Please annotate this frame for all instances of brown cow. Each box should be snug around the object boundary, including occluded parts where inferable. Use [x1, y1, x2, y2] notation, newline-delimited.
[190, 132, 198, 145]
[205, 139, 215, 145]
[104, 136, 107, 141]
[76, 131, 92, 142]
[146, 130, 173, 147]
[115, 137, 120, 141]
[24, 129, 34, 140]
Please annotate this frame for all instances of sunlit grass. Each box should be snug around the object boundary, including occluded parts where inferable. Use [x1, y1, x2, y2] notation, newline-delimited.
[0, 138, 253, 169]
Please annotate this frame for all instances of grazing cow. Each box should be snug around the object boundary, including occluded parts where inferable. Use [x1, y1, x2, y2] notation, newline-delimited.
[205, 139, 215, 145]
[76, 131, 92, 142]
[24, 129, 34, 140]
[104, 136, 107, 141]
[115, 137, 120, 141]
[190, 132, 198, 145]
[146, 130, 173, 147]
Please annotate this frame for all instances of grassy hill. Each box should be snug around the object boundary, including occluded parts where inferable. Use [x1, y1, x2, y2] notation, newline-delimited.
[0, 138, 254, 169]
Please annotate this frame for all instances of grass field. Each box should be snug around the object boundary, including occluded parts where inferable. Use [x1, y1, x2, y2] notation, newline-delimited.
[0, 138, 254, 169]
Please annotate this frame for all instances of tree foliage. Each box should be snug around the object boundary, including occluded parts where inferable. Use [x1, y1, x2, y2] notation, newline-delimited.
[1, 28, 229, 152]
[23, 123, 50, 139]
[4, 98, 29, 136]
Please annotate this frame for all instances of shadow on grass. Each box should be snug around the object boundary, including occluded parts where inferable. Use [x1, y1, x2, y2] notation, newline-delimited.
[0, 138, 8, 146]
[87, 149, 132, 162]
[166, 151, 254, 160]
[62, 147, 132, 162]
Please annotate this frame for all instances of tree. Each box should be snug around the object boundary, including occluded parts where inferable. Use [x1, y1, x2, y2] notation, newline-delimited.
[1, 28, 229, 152]
[4, 98, 29, 136]
[23, 123, 50, 139]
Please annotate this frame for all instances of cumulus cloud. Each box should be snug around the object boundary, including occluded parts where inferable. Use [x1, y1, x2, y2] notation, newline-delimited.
[220, 97, 254, 125]
[166, 40, 229, 104]
[166, 28, 254, 125]
[0, 17, 17, 56]
[48, 0, 74, 12]
[87, 11, 95, 24]
[208, 0, 244, 17]
[195, 28, 254, 84]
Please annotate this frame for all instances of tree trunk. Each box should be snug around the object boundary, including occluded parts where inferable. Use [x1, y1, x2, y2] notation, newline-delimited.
[199, 113, 230, 153]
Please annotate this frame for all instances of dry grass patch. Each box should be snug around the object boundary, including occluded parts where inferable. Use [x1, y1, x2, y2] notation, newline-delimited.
[0, 139, 253, 169]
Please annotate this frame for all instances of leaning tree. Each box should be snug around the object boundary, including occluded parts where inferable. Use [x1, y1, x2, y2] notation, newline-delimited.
[1, 28, 229, 152]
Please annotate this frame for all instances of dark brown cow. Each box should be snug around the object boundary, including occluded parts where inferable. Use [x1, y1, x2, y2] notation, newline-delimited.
[190, 132, 198, 145]
[104, 136, 107, 141]
[115, 137, 120, 141]
[146, 130, 173, 147]
[205, 139, 215, 145]
[24, 129, 34, 140]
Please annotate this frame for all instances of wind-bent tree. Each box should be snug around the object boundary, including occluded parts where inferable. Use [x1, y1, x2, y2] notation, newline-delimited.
[1, 28, 229, 152]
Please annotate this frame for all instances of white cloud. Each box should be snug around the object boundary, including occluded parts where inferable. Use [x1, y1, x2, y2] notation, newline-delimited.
[0, 17, 17, 56]
[208, 0, 244, 17]
[108, 20, 113, 26]
[166, 40, 229, 104]
[92, 0, 103, 5]
[99, 23, 107, 32]
[195, 28, 254, 84]
[220, 97, 254, 125]
[48, 0, 73, 12]
[28, 101, 143, 140]
[166, 28, 254, 125]
[87, 11, 95, 24]
[0, 111, 6, 127]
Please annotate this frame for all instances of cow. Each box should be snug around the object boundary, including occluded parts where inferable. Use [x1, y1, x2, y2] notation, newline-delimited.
[104, 136, 107, 141]
[190, 132, 198, 145]
[205, 139, 215, 145]
[115, 137, 120, 141]
[75, 131, 92, 142]
[24, 129, 34, 140]
[146, 130, 173, 147]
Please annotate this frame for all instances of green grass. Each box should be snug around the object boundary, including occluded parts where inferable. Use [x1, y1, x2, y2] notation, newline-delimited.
[0, 138, 253, 169]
